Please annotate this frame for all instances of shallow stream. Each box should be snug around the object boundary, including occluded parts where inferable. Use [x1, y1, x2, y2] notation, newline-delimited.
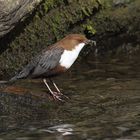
[0, 50, 140, 140]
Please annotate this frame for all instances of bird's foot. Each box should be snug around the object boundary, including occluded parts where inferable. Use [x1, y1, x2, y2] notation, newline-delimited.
[51, 91, 64, 102]
[50, 91, 69, 102]
[61, 93, 69, 99]
[55, 91, 69, 100]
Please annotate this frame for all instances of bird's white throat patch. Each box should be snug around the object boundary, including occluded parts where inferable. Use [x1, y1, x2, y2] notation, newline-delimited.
[59, 43, 85, 69]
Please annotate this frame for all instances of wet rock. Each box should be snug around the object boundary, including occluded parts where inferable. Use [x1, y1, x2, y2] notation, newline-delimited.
[113, 0, 131, 7]
[0, 0, 140, 78]
[0, 0, 100, 78]
[0, 0, 42, 38]
[0, 81, 62, 132]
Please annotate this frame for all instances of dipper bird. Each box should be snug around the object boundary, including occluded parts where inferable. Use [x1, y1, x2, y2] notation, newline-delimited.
[2, 34, 96, 101]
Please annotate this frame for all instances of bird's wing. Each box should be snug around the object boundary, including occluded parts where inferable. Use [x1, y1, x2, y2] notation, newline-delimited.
[31, 47, 64, 77]
[10, 47, 64, 81]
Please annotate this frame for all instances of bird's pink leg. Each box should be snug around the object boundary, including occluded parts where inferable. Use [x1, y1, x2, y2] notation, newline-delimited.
[43, 79, 63, 101]
[49, 79, 69, 99]
[49, 79, 61, 93]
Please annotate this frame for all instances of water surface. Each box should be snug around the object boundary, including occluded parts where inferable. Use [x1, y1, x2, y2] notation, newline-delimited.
[0, 51, 140, 140]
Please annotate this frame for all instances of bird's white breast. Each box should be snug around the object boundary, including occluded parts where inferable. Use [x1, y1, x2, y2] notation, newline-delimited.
[59, 43, 85, 69]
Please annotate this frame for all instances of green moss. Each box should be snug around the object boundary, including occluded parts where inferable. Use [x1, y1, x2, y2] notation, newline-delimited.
[93, 0, 140, 35]
[82, 7, 91, 16]
[0, 0, 100, 77]
[38, 0, 66, 15]
[0, 0, 140, 77]
[83, 20, 96, 35]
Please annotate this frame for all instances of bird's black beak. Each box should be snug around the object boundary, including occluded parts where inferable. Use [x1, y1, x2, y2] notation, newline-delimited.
[86, 40, 96, 46]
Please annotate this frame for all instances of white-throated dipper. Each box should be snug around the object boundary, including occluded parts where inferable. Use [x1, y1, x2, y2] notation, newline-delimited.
[2, 34, 96, 101]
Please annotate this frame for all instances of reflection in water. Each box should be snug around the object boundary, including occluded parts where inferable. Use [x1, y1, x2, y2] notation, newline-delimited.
[0, 51, 140, 140]
[47, 124, 74, 135]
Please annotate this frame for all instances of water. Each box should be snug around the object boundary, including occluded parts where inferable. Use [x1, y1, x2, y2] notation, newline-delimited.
[0, 50, 140, 140]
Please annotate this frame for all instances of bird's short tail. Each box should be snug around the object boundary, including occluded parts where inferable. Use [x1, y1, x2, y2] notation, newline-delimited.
[0, 58, 36, 85]
[0, 75, 19, 85]
[0, 77, 17, 85]
[9, 76, 18, 82]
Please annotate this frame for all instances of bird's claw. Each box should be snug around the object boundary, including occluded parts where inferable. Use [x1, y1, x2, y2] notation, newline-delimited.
[51, 91, 69, 102]
[51, 92, 64, 102]
[55, 92, 69, 99]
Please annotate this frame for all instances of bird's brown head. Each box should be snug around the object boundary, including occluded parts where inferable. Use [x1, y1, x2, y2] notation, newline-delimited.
[57, 34, 95, 51]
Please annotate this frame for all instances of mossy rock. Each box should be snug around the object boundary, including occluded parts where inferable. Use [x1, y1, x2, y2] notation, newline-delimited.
[0, 0, 100, 78]
[0, 0, 140, 78]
